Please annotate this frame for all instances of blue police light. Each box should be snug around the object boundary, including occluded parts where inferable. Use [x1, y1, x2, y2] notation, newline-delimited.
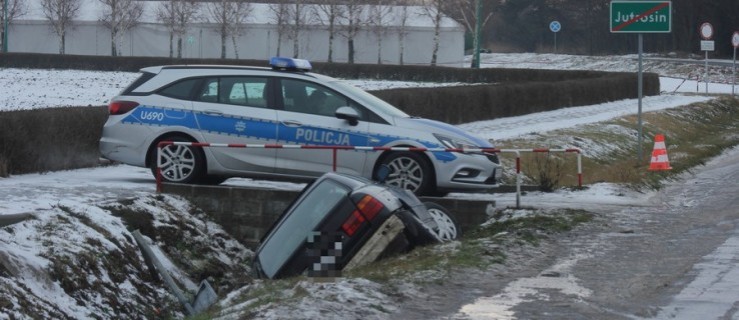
[269, 57, 312, 71]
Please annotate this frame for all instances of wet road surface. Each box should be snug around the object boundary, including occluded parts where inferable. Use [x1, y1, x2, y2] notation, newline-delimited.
[395, 146, 739, 319]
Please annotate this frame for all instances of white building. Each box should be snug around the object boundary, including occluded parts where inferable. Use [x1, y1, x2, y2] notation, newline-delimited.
[7, 1, 465, 66]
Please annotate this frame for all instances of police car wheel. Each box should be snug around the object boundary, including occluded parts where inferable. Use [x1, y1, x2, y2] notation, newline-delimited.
[380, 152, 434, 196]
[149, 136, 206, 184]
[423, 202, 461, 241]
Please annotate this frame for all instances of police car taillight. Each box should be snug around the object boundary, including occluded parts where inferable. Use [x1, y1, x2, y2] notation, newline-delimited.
[109, 101, 139, 115]
[341, 195, 384, 236]
[269, 57, 312, 72]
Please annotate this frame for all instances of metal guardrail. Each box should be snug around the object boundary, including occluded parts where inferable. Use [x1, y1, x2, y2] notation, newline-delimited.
[156, 142, 583, 208]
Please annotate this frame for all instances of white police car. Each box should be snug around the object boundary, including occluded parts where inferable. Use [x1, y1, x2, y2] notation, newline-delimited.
[99, 57, 501, 195]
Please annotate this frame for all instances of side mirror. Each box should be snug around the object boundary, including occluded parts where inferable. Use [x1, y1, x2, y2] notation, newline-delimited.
[373, 164, 390, 182]
[335, 106, 360, 126]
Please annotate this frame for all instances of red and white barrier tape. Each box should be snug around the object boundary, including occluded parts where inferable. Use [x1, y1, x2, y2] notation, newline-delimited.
[155, 142, 583, 207]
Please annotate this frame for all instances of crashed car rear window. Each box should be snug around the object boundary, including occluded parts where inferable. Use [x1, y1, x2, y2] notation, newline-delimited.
[258, 179, 350, 278]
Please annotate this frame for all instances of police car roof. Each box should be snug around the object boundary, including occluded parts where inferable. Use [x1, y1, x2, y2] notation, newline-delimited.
[141, 65, 270, 74]
[141, 58, 313, 74]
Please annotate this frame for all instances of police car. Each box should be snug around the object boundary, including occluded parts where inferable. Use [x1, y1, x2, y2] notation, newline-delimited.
[99, 57, 502, 195]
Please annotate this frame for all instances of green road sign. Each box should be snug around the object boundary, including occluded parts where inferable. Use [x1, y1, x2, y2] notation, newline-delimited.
[610, 1, 671, 33]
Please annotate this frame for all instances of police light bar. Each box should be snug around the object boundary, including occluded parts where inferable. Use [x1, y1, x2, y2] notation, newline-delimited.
[269, 57, 312, 71]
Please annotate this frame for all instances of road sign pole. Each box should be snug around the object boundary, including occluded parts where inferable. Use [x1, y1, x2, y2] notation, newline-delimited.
[549, 21, 561, 54]
[638, 33, 644, 162]
[611, 1, 671, 161]
[700, 22, 714, 94]
[705, 51, 709, 93]
[733, 31, 739, 95]
[733, 47, 736, 95]
[2, 0, 8, 53]
[472, 0, 482, 69]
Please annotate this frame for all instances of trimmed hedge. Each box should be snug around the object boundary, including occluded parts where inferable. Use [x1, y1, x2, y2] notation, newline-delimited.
[0, 106, 108, 176]
[0, 53, 660, 176]
[372, 73, 659, 124]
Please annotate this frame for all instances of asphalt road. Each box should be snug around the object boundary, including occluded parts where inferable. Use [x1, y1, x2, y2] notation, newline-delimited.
[511, 145, 739, 319]
[394, 146, 739, 319]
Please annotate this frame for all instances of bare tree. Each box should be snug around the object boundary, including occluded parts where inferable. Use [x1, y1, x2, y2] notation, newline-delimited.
[395, 2, 410, 65]
[40, 0, 81, 54]
[205, 0, 254, 59]
[420, 0, 443, 66]
[268, 2, 289, 56]
[286, 0, 305, 58]
[0, 0, 28, 49]
[157, 0, 199, 58]
[312, 2, 345, 62]
[99, 0, 143, 56]
[338, 1, 365, 64]
[367, 1, 392, 64]
[156, 1, 175, 57]
[1, 0, 26, 23]
[446, 0, 494, 35]
[1, 0, 28, 50]
[444, 0, 496, 66]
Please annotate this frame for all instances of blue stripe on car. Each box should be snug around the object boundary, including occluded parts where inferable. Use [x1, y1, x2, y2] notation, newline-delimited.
[122, 106, 458, 161]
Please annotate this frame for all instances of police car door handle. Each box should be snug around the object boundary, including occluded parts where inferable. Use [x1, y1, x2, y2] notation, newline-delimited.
[203, 109, 223, 116]
[281, 120, 302, 127]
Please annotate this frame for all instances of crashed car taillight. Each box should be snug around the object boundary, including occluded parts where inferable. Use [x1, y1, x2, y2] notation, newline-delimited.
[342, 195, 384, 236]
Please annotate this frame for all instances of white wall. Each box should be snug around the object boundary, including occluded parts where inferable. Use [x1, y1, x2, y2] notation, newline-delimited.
[7, 3, 465, 67]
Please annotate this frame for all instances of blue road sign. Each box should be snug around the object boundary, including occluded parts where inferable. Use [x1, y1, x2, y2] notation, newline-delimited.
[550, 21, 561, 33]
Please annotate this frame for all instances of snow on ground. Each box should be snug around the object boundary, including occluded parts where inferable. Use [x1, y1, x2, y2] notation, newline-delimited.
[475, 53, 738, 86]
[0, 68, 466, 111]
[459, 94, 711, 141]
[1, 53, 736, 111]
[0, 53, 736, 319]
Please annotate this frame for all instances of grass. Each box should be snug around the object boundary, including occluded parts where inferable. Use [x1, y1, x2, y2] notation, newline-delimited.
[497, 96, 739, 190]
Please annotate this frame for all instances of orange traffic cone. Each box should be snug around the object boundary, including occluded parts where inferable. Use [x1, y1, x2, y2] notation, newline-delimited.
[648, 134, 672, 171]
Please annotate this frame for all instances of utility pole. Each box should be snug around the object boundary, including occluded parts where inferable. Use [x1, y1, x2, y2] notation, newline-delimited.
[471, 0, 482, 68]
[2, 0, 8, 53]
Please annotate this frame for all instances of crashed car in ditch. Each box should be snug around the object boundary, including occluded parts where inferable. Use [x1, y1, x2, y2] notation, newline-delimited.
[252, 170, 461, 279]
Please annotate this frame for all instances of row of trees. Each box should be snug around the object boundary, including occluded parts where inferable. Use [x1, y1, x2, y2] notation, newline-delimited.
[1, 0, 480, 66]
[3, 0, 738, 61]
[0, 0, 257, 57]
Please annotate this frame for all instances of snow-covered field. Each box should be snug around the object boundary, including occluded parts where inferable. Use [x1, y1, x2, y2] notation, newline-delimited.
[0, 53, 736, 319]
[0, 69, 467, 111]
[0, 53, 736, 111]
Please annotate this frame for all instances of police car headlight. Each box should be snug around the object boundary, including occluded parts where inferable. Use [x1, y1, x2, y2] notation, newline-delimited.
[434, 134, 477, 151]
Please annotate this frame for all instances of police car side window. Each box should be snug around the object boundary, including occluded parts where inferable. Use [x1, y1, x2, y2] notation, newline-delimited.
[197, 78, 220, 103]
[158, 78, 200, 100]
[221, 77, 269, 108]
[280, 79, 362, 118]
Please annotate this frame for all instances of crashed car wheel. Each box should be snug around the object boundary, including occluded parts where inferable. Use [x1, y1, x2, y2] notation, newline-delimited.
[149, 136, 206, 184]
[379, 152, 433, 195]
[423, 202, 461, 241]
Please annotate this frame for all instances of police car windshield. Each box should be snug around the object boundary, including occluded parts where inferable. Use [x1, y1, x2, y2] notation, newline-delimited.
[331, 81, 410, 118]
